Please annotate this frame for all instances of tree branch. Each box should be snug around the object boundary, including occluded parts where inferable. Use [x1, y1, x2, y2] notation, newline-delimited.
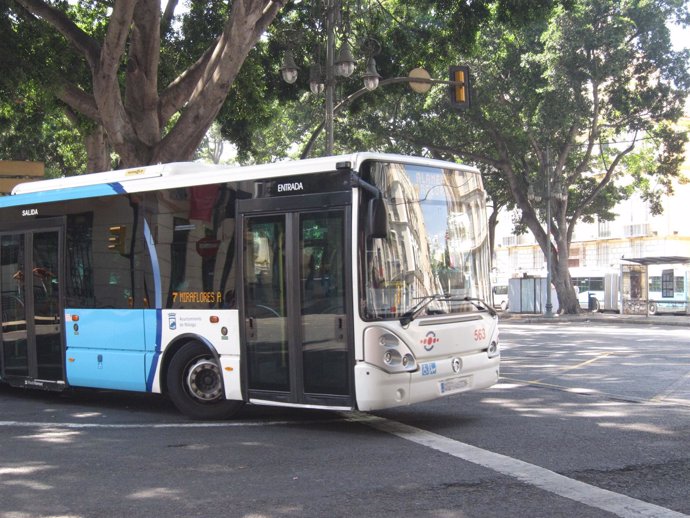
[100, 0, 137, 75]
[570, 78, 600, 183]
[56, 83, 100, 122]
[125, 0, 162, 146]
[90, 0, 141, 165]
[159, 44, 217, 126]
[568, 133, 638, 237]
[161, 0, 178, 34]
[15, 0, 100, 67]
[154, 0, 284, 162]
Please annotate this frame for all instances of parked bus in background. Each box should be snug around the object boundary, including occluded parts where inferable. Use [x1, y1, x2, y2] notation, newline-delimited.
[647, 266, 689, 314]
[0, 153, 499, 419]
[570, 268, 616, 312]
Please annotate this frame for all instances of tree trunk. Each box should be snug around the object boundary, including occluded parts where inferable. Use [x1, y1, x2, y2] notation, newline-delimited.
[551, 253, 580, 314]
[17, 0, 283, 169]
[488, 207, 499, 269]
[84, 124, 110, 173]
[520, 206, 581, 314]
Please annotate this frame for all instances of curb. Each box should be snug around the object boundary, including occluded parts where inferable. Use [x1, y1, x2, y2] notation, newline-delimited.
[498, 313, 690, 327]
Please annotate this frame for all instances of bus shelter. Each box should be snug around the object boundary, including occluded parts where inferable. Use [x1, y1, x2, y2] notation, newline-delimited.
[621, 256, 690, 315]
[506, 276, 559, 314]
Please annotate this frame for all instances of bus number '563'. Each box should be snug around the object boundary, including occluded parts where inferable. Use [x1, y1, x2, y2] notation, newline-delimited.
[474, 328, 486, 341]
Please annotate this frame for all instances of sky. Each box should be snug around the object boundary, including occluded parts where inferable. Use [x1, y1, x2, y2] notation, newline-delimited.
[669, 22, 689, 51]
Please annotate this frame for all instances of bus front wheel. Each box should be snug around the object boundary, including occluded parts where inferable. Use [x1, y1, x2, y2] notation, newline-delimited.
[166, 341, 243, 420]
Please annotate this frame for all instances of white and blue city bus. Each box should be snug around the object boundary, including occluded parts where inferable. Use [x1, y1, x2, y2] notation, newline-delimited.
[0, 153, 499, 419]
[647, 265, 689, 314]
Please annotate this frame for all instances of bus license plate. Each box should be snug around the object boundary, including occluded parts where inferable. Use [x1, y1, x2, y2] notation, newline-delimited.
[421, 362, 437, 376]
[439, 376, 471, 394]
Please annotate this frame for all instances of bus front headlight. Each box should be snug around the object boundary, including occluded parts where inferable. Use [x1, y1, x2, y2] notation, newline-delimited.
[487, 324, 500, 358]
[379, 333, 399, 347]
[487, 340, 499, 358]
[402, 354, 414, 368]
[364, 327, 417, 374]
[383, 349, 401, 366]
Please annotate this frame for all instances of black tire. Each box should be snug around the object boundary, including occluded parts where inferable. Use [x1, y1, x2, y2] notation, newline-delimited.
[648, 302, 657, 315]
[590, 298, 601, 312]
[166, 341, 243, 420]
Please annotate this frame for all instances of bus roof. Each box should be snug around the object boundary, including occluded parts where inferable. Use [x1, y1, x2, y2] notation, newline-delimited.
[3, 153, 479, 208]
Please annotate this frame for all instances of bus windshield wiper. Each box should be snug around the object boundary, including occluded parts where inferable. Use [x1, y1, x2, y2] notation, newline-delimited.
[400, 295, 497, 325]
[463, 297, 497, 317]
[399, 294, 449, 326]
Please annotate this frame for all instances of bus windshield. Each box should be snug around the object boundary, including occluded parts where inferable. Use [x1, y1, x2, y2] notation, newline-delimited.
[361, 160, 491, 320]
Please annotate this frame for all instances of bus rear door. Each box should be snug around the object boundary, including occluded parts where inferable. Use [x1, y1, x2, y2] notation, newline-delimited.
[1, 221, 65, 389]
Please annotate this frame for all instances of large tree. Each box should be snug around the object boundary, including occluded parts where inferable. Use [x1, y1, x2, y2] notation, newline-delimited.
[340, 0, 690, 313]
[240, 0, 543, 261]
[232, 0, 509, 161]
[5, 0, 284, 170]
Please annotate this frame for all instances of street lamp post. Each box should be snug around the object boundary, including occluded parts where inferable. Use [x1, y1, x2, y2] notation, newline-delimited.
[279, 0, 381, 156]
[299, 71, 469, 159]
[544, 151, 554, 317]
[280, 6, 469, 158]
[324, 0, 336, 155]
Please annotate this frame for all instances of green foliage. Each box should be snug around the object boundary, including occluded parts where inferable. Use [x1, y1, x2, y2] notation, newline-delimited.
[0, 82, 86, 177]
[624, 122, 689, 215]
[344, 0, 689, 222]
[235, 0, 502, 162]
[1, 0, 95, 173]
[3, 0, 285, 168]
[276, 0, 688, 313]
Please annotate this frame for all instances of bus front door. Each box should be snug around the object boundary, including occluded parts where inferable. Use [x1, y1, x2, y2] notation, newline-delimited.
[240, 204, 353, 409]
[0, 225, 65, 388]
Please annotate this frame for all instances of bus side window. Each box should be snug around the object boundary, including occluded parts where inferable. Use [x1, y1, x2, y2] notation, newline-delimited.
[91, 196, 150, 309]
[146, 187, 238, 310]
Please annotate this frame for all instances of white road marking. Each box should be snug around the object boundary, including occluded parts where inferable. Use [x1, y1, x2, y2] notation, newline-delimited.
[0, 419, 331, 429]
[348, 412, 688, 518]
[2, 413, 686, 517]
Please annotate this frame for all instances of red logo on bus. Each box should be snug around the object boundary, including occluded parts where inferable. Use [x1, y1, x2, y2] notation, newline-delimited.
[421, 331, 440, 351]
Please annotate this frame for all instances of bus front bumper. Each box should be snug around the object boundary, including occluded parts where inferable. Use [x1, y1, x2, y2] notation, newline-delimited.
[354, 353, 500, 411]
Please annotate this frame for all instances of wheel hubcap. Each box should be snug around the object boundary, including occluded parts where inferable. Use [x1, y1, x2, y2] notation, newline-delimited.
[186, 359, 223, 401]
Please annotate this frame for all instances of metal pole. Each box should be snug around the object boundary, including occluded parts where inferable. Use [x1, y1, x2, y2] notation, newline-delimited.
[324, 0, 335, 155]
[545, 147, 554, 317]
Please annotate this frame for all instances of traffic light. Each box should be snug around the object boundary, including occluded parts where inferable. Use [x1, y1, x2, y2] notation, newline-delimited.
[108, 225, 127, 255]
[449, 65, 471, 110]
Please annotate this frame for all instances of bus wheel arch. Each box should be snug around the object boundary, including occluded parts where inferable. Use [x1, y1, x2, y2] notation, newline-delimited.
[164, 339, 243, 420]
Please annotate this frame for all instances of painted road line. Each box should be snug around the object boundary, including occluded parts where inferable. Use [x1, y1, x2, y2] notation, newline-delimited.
[349, 412, 688, 518]
[652, 369, 690, 404]
[0, 419, 339, 429]
[530, 352, 614, 383]
[3, 413, 686, 517]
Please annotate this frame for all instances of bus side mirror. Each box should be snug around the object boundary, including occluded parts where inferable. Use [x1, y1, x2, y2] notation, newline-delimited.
[368, 198, 388, 239]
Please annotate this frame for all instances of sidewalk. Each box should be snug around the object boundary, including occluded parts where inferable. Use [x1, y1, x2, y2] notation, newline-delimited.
[499, 310, 690, 326]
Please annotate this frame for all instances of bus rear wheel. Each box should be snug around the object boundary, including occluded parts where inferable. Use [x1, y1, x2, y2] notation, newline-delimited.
[166, 341, 243, 420]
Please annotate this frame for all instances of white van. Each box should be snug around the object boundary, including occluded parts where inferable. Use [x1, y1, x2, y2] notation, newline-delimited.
[492, 284, 509, 311]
